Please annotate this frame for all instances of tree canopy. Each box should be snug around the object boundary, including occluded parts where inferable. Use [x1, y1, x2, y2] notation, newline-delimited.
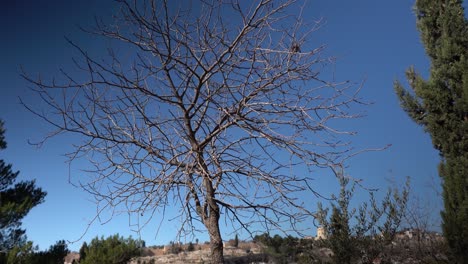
[23, 1, 367, 262]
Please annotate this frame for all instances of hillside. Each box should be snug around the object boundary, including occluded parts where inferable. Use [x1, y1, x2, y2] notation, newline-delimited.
[129, 242, 264, 264]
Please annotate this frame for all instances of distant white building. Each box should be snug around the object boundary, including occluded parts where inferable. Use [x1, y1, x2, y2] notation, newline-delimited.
[315, 226, 327, 240]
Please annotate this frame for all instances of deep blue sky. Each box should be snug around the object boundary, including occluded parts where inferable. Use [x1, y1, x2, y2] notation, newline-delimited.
[0, 0, 445, 251]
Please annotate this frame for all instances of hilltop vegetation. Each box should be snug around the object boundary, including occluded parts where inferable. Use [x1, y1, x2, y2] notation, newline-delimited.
[78, 235, 143, 264]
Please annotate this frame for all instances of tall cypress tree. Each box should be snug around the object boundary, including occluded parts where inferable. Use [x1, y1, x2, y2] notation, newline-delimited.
[328, 206, 353, 264]
[394, 0, 468, 261]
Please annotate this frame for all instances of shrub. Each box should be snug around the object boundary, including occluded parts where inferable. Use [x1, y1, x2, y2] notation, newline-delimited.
[187, 242, 195, 252]
[80, 234, 143, 264]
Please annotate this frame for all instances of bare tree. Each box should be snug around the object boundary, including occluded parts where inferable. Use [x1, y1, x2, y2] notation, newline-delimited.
[22, 1, 365, 263]
[402, 195, 449, 263]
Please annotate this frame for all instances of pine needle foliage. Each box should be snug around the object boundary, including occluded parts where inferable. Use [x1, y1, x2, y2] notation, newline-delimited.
[394, 1, 468, 261]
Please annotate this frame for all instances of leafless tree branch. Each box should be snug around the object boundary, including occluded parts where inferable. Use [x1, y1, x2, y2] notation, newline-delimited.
[22, 1, 367, 262]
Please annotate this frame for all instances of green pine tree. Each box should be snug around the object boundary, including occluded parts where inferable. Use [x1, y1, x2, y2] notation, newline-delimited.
[329, 206, 353, 264]
[327, 177, 354, 264]
[316, 175, 410, 264]
[233, 234, 239, 248]
[0, 120, 47, 253]
[80, 234, 142, 264]
[79, 241, 88, 262]
[394, 0, 468, 262]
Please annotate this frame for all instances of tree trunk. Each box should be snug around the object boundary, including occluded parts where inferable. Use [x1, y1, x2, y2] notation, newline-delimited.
[206, 203, 224, 264]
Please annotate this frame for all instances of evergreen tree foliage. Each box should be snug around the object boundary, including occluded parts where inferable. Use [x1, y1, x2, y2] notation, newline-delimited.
[233, 234, 239, 248]
[27, 240, 69, 264]
[43, 240, 69, 264]
[168, 241, 181, 255]
[5, 241, 35, 264]
[0, 120, 47, 253]
[394, 0, 468, 261]
[4, 240, 68, 264]
[328, 206, 353, 264]
[317, 175, 410, 264]
[79, 234, 142, 264]
[187, 241, 195, 252]
[79, 241, 88, 262]
[252, 233, 302, 263]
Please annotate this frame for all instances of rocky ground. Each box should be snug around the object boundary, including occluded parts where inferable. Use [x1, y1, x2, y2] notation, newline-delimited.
[128, 243, 264, 264]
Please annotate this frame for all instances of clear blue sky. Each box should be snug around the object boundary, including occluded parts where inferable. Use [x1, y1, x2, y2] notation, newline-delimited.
[0, 0, 446, 251]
